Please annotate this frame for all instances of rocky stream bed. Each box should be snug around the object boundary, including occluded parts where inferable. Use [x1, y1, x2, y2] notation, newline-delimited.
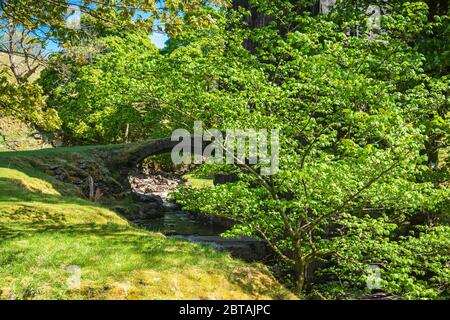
[127, 172, 268, 261]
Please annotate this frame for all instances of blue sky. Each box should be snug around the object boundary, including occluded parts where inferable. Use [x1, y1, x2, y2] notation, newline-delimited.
[150, 31, 168, 49]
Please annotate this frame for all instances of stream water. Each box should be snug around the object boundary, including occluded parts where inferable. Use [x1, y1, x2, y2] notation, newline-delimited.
[133, 207, 267, 261]
[135, 209, 228, 237]
[128, 172, 268, 261]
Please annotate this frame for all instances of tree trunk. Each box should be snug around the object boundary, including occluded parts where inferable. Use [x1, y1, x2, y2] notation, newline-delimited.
[232, 0, 273, 51]
[231, 1, 324, 51]
[295, 258, 306, 294]
[87, 175, 95, 201]
[124, 123, 129, 143]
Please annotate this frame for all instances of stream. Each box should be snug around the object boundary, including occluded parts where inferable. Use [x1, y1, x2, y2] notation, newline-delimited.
[127, 173, 268, 261]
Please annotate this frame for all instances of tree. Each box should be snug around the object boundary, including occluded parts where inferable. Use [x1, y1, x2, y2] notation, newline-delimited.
[0, 23, 60, 131]
[0, 0, 229, 38]
[39, 16, 166, 143]
[171, 1, 449, 298]
[0, 0, 229, 130]
[0, 74, 60, 130]
[34, 0, 449, 298]
[0, 23, 47, 83]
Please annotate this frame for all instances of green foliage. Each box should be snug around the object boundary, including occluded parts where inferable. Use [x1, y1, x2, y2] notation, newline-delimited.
[316, 221, 450, 299]
[40, 29, 164, 143]
[172, 1, 449, 298]
[0, 74, 60, 131]
[1, 0, 229, 134]
[0, 0, 230, 37]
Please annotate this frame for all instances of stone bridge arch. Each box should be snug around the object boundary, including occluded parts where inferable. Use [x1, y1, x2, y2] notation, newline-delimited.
[105, 135, 208, 188]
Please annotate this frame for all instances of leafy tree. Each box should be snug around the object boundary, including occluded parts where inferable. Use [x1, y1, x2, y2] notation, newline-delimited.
[1, 0, 228, 131]
[0, 0, 229, 37]
[171, 1, 449, 298]
[40, 21, 164, 143]
[0, 74, 60, 130]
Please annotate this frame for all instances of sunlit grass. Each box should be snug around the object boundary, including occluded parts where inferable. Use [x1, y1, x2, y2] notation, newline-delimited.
[183, 174, 214, 189]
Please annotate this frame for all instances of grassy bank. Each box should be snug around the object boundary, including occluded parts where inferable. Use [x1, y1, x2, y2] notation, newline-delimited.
[0, 148, 294, 300]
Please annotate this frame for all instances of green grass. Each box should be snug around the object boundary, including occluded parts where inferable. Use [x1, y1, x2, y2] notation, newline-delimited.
[0, 149, 294, 300]
[0, 143, 122, 158]
[183, 174, 214, 189]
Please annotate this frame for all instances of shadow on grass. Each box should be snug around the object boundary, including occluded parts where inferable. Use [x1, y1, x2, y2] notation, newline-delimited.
[0, 177, 89, 204]
[0, 220, 230, 278]
[0, 175, 128, 239]
[0, 173, 210, 263]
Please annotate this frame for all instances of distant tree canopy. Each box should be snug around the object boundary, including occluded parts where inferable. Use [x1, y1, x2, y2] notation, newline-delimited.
[0, 0, 229, 36]
[0, 0, 228, 130]
[40, 16, 165, 143]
